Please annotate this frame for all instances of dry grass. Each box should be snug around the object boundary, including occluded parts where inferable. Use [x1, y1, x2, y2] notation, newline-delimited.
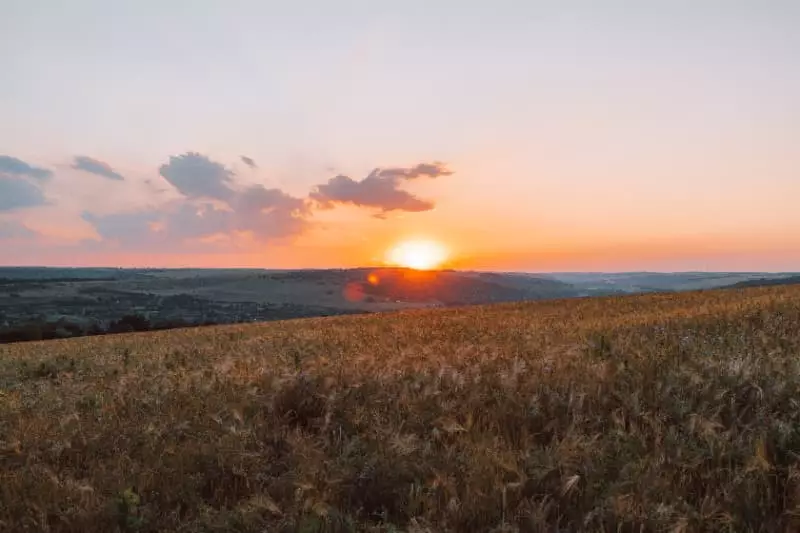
[3, 286, 800, 532]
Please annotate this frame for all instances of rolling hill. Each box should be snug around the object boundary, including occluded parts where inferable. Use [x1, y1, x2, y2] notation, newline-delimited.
[0, 268, 580, 342]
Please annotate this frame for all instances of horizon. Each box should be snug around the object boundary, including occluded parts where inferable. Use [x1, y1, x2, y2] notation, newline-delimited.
[2, 2, 799, 271]
[1, 264, 797, 276]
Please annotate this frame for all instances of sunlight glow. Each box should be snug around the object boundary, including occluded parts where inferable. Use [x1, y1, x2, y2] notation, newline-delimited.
[386, 239, 449, 270]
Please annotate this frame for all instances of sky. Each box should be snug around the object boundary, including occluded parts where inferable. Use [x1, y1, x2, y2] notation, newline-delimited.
[1, 0, 799, 272]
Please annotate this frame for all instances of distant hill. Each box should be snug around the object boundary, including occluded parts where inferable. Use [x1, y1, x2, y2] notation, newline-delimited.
[3, 267, 798, 343]
[726, 275, 800, 289]
[543, 271, 800, 293]
[0, 267, 580, 342]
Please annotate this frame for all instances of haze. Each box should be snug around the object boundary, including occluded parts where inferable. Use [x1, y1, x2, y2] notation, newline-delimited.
[1, 1, 798, 271]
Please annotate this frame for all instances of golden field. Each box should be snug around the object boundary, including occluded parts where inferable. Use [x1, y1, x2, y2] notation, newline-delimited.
[3, 285, 800, 532]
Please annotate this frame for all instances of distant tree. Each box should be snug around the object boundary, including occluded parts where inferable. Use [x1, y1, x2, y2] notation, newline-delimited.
[0, 323, 44, 343]
[109, 314, 151, 333]
[153, 318, 190, 330]
[87, 323, 106, 336]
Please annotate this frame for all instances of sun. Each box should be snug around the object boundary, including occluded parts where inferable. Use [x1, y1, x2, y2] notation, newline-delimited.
[386, 239, 449, 270]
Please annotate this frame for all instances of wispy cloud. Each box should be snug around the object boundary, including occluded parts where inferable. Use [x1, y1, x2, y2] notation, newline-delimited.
[375, 162, 453, 180]
[72, 156, 125, 181]
[0, 155, 52, 181]
[0, 220, 36, 239]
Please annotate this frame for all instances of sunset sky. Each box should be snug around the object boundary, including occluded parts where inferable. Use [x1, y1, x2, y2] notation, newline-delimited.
[2, 1, 799, 271]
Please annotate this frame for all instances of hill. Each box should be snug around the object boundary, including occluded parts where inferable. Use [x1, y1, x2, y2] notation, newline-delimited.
[543, 271, 800, 294]
[0, 268, 579, 342]
[4, 267, 796, 343]
[3, 285, 800, 531]
[726, 275, 800, 289]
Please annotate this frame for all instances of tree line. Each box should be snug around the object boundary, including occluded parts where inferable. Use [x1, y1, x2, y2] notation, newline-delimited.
[0, 314, 216, 344]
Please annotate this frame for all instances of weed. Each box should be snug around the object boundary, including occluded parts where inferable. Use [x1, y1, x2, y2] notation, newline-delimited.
[115, 487, 144, 531]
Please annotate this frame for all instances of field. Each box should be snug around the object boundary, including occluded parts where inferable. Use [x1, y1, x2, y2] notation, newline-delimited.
[3, 286, 800, 532]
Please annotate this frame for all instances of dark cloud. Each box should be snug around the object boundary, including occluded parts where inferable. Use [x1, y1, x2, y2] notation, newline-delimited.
[0, 220, 36, 239]
[159, 152, 235, 201]
[311, 174, 434, 212]
[0, 155, 53, 181]
[0, 176, 47, 211]
[309, 162, 452, 213]
[240, 156, 257, 169]
[72, 156, 125, 181]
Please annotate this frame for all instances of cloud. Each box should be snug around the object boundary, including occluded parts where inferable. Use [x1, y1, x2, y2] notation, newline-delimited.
[0, 220, 36, 239]
[231, 185, 309, 239]
[82, 211, 160, 243]
[0, 176, 47, 211]
[310, 162, 452, 213]
[159, 152, 235, 201]
[0, 155, 53, 181]
[83, 151, 309, 248]
[375, 162, 453, 180]
[311, 174, 434, 212]
[81, 154, 451, 254]
[72, 156, 125, 181]
[84, 192, 308, 248]
[241, 156, 257, 169]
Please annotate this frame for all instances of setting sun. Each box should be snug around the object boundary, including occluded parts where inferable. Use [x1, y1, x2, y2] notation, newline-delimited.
[386, 239, 449, 270]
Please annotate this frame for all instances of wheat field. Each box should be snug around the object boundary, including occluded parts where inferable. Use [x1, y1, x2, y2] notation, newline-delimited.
[2, 285, 800, 532]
